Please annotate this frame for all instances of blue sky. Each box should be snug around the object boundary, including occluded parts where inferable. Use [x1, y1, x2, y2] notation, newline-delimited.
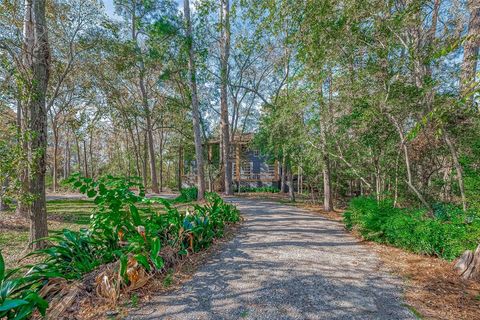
[102, 0, 117, 17]
[102, 0, 182, 18]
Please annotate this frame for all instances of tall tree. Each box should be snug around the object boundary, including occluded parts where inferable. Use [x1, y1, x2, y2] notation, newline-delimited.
[184, 0, 206, 200]
[27, 0, 50, 249]
[219, 0, 232, 195]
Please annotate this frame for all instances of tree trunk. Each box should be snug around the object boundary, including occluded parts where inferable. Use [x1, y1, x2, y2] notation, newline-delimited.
[158, 130, 164, 192]
[280, 154, 286, 193]
[83, 140, 88, 178]
[389, 115, 432, 213]
[0, 179, 10, 211]
[323, 153, 333, 212]
[145, 110, 159, 193]
[178, 146, 183, 191]
[16, 0, 34, 219]
[127, 123, 141, 177]
[320, 114, 333, 211]
[185, 0, 206, 200]
[287, 166, 295, 202]
[461, 1, 480, 99]
[131, 3, 159, 194]
[142, 132, 148, 189]
[64, 137, 71, 179]
[88, 130, 94, 179]
[52, 126, 58, 192]
[444, 134, 467, 211]
[220, 0, 232, 195]
[74, 135, 82, 174]
[27, 0, 50, 249]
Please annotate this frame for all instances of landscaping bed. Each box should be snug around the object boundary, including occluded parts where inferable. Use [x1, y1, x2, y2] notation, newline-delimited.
[0, 178, 241, 319]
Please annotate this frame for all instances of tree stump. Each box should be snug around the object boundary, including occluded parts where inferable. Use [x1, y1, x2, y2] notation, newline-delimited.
[454, 244, 480, 280]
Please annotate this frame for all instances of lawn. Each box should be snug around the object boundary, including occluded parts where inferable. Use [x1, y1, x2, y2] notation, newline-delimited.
[0, 196, 189, 268]
[0, 199, 96, 268]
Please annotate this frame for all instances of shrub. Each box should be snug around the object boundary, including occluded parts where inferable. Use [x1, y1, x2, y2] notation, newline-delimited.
[238, 186, 279, 193]
[0, 252, 48, 320]
[26, 229, 115, 280]
[173, 187, 198, 203]
[344, 197, 480, 260]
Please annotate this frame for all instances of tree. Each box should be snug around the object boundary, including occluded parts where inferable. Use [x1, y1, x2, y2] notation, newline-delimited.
[219, 0, 232, 195]
[184, 0, 206, 200]
[26, 0, 50, 249]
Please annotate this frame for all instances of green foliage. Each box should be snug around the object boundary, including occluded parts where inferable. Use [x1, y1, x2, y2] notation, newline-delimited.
[0, 251, 48, 320]
[2, 175, 240, 319]
[344, 197, 480, 260]
[173, 187, 198, 203]
[26, 229, 114, 280]
[237, 186, 280, 193]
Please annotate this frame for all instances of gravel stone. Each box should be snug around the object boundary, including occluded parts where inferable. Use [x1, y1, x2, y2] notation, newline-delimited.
[127, 197, 416, 320]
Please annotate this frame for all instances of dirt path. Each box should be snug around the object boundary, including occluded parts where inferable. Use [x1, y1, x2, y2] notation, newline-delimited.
[127, 197, 415, 320]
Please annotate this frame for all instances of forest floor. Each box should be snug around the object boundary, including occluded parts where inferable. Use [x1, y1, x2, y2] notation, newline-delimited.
[127, 197, 415, 320]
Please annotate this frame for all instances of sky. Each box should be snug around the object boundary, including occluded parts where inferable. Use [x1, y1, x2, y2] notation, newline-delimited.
[103, 0, 117, 18]
[102, 0, 183, 19]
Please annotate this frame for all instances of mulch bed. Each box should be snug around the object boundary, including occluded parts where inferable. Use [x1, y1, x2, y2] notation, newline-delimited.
[53, 222, 243, 320]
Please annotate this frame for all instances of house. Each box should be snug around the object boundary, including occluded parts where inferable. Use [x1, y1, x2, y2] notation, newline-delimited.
[182, 133, 280, 189]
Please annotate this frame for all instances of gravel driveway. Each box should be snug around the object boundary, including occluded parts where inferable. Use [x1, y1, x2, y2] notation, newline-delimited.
[127, 197, 415, 320]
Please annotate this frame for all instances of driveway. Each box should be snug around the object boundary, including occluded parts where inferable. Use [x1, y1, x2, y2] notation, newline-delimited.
[127, 197, 415, 320]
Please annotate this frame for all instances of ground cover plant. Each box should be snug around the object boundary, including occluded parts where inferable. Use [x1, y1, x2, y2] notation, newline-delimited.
[237, 186, 280, 193]
[0, 175, 240, 319]
[170, 187, 199, 203]
[344, 197, 480, 260]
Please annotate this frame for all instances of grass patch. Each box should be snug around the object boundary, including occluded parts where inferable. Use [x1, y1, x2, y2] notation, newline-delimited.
[0, 198, 95, 267]
[404, 304, 424, 319]
[1, 196, 181, 268]
[162, 269, 174, 288]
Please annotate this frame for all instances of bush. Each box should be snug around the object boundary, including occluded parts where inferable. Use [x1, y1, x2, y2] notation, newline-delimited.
[344, 197, 480, 260]
[173, 187, 198, 203]
[238, 186, 279, 193]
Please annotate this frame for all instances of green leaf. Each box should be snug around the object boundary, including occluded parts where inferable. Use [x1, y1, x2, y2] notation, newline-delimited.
[134, 254, 150, 271]
[130, 205, 141, 226]
[152, 256, 164, 270]
[0, 251, 4, 281]
[150, 238, 162, 269]
[119, 254, 129, 283]
[0, 299, 29, 312]
[99, 183, 107, 195]
[87, 189, 97, 198]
